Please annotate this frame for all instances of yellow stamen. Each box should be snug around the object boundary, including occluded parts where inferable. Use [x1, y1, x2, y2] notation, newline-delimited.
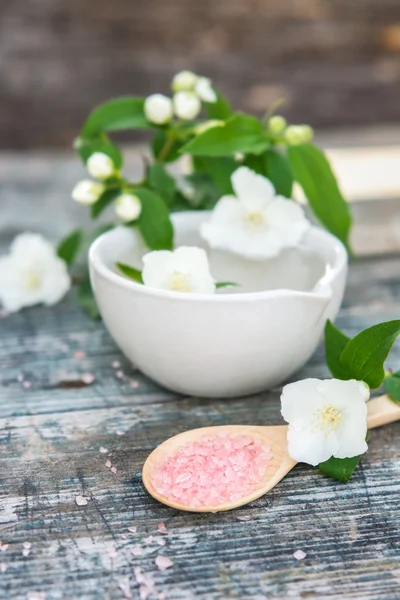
[26, 271, 41, 290]
[243, 211, 266, 229]
[312, 405, 342, 435]
[167, 270, 192, 292]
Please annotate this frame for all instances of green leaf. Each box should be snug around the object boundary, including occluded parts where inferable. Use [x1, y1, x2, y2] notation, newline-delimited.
[318, 454, 363, 483]
[204, 90, 233, 120]
[116, 262, 143, 284]
[136, 187, 174, 250]
[216, 281, 239, 289]
[77, 274, 100, 320]
[91, 188, 122, 219]
[151, 130, 183, 163]
[287, 143, 352, 250]
[182, 113, 270, 157]
[265, 149, 293, 198]
[81, 97, 151, 137]
[324, 320, 352, 380]
[148, 164, 176, 203]
[340, 320, 400, 389]
[182, 172, 220, 209]
[385, 371, 400, 405]
[319, 431, 370, 482]
[192, 156, 236, 195]
[74, 134, 123, 169]
[57, 229, 84, 267]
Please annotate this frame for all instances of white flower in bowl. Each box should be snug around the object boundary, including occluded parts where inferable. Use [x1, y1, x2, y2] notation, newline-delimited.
[281, 378, 369, 466]
[201, 166, 310, 260]
[142, 247, 215, 294]
[0, 233, 71, 312]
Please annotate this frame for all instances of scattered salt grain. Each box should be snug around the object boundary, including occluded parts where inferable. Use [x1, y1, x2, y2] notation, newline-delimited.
[0, 543, 8, 552]
[22, 548, 30, 557]
[151, 433, 272, 509]
[157, 523, 167, 534]
[155, 555, 173, 571]
[155, 538, 166, 546]
[81, 373, 95, 385]
[22, 381, 32, 389]
[127, 526, 137, 533]
[293, 549, 307, 561]
[130, 380, 140, 389]
[116, 430, 124, 436]
[27, 593, 46, 600]
[73, 350, 87, 359]
[105, 461, 112, 468]
[17, 374, 24, 382]
[0, 563, 7, 572]
[111, 467, 117, 474]
[144, 536, 153, 545]
[112, 361, 121, 369]
[23, 542, 32, 550]
[134, 567, 155, 599]
[158, 594, 166, 600]
[132, 546, 143, 556]
[118, 576, 132, 599]
[75, 495, 88, 506]
[115, 370, 125, 379]
[99, 447, 108, 454]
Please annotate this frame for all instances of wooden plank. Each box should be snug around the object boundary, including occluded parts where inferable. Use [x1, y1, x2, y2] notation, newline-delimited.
[1, 154, 400, 598]
[1, 0, 400, 149]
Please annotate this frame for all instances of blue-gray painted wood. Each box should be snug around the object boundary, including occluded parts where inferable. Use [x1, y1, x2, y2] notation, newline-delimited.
[0, 153, 400, 599]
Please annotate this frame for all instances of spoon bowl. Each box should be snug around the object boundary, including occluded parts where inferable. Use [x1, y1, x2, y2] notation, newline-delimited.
[142, 395, 400, 512]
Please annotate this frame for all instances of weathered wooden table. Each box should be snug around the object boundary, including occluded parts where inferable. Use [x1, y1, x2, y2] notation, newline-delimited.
[1, 152, 400, 600]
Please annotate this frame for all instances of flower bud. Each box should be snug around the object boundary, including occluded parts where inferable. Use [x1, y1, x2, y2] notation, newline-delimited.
[268, 115, 287, 136]
[173, 92, 201, 120]
[195, 77, 217, 103]
[115, 193, 142, 222]
[72, 180, 105, 205]
[144, 94, 173, 125]
[86, 152, 115, 180]
[194, 120, 223, 135]
[284, 124, 314, 146]
[172, 71, 198, 92]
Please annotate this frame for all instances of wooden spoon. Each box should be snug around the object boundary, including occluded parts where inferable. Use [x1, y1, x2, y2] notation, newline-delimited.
[142, 394, 400, 513]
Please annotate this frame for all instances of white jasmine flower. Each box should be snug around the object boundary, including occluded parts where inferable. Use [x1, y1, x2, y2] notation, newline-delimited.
[284, 125, 314, 145]
[201, 166, 310, 260]
[195, 77, 217, 103]
[86, 152, 115, 180]
[144, 94, 173, 125]
[281, 378, 370, 466]
[268, 115, 287, 136]
[0, 233, 71, 312]
[173, 92, 201, 120]
[142, 247, 215, 294]
[115, 193, 142, 222]
[72, 180, 105, 205]
[172, 70, 198, 92]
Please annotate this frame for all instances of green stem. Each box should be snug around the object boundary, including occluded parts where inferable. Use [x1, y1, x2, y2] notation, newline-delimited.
[157, 133, 176, 163]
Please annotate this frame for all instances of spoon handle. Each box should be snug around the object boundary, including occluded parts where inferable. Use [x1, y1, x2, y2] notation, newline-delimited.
[367, 394, 400, 429]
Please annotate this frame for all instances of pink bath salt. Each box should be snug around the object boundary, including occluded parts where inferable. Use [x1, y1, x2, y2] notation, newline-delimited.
[151, 434, 272, 508]
[157, 522, 167, 534]
[111, 467, 117, 474]
[22, 381, 32, 389]
[127, 526, 137, 533]
[73, 350, 87, 359]
[155, 538, 166, 546]
[155, 555, 173, 571]
[81, 373, 95, 385]
[132, 546, 143, 556]
[112, 361, 121, 369]
[143, 536, 153, 545]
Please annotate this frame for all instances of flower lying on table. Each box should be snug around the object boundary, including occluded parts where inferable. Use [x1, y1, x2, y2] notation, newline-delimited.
[0, 233, 71, 312]
[201, 167, 310, 259]
[281, 378, 369, 466]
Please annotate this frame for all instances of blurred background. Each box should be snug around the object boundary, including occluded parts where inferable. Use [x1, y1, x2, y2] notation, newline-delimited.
[1, 0, 400, 150]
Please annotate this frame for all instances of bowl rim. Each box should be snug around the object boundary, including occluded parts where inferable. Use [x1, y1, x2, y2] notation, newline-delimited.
[89, 213, 347, 304]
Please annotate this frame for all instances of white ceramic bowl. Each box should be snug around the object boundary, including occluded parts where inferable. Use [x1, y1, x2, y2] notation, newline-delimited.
[89, 212, 347, 398]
